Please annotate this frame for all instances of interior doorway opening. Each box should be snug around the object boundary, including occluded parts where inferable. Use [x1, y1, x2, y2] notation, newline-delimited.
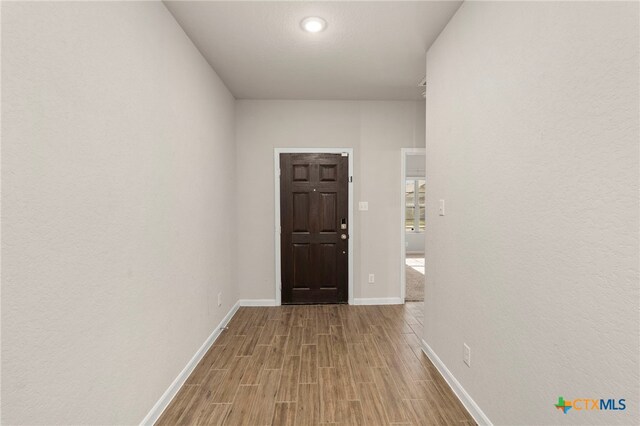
[400, 149, 426, 303]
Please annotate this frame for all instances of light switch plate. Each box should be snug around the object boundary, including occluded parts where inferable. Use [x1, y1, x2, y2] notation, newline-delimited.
[359, 202, 369, 211]
[439, 199, 445, 216]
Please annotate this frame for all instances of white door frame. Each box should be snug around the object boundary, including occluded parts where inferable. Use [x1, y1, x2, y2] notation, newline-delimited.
[274, 148, 354, 305]
[400, 148, 426, 303]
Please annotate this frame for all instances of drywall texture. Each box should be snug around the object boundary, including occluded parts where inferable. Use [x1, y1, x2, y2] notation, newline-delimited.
[424, 1, 639, 424]
[1, 2, 237, 424]
[406, 153, 426, 177]
[235, 100, 425, 301]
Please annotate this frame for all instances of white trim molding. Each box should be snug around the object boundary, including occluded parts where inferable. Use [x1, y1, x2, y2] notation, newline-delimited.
[274, 148, 355, 305]
[421, 339, 493, 426]
[239, 299, 277, 307]
[353, 297, 403, 305]
[140, 301, 240, 426]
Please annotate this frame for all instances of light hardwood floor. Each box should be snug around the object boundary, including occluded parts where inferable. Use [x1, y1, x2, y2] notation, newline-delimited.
[156, 302, 475, 425]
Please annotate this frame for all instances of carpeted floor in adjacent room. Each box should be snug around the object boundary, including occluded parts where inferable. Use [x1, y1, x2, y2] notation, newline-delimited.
[405, 254, 425, 302]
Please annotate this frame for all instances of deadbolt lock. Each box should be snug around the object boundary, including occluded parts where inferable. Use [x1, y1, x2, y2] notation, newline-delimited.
[341, 234, 348, 240]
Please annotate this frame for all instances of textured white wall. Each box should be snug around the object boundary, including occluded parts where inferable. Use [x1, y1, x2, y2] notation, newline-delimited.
[235, 100, 425, 301]
[406, 232, 425, 254]
[424, 1, 639, 425]
[406, 154, 426, 177]
[1, 2, 237, 424]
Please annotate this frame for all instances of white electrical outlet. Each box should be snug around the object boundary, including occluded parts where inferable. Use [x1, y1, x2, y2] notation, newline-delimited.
[359, 201, 369, 211]
[217, 292, 222, 307]
[368, 274, 375, 284]
[463, 343, 471, 367]
[439, 199, 445, 216]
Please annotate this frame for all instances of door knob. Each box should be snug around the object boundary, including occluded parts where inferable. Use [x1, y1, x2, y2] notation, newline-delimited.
[341, 234, 348, 240]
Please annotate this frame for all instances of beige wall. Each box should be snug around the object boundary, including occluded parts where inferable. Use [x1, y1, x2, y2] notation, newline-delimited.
[424, 1, 639, 424]
[1, 2, 237, 424]
[235, 100, 425, 302]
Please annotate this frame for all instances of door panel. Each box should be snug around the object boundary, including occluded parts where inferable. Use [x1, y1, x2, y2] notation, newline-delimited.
[293, 164, 310, 181]
[318, 243, 337, 288]
[292, 244, 311, 289]
[319, 164, 337, 181]
[292, 193, 310, 232]
[280, 153, 348, 304]
[319, 193, 337, 232]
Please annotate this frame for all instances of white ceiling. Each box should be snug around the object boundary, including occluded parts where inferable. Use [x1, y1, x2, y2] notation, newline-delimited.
[164, 1, 462, 100]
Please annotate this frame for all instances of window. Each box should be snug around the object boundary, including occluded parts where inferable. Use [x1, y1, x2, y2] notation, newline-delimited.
[405, 178, 425, 232]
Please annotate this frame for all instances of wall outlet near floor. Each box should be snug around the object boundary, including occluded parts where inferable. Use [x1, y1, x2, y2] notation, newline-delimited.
[368, 273, 375, 284]
[463, 343, 471, 367]
[217, 292, 222, 307]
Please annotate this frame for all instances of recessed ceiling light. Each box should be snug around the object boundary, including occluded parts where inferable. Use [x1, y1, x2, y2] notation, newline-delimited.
[300, 17, 327, 33]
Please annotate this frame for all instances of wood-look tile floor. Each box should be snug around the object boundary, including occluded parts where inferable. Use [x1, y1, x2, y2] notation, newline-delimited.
[156, 302, 475, 425]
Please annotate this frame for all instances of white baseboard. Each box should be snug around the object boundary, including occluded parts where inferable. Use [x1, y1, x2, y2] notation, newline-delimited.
[239, 299, 277, 306]
[421, 339, 492, 426]
[140, 301, 240, 426]
[352, 297, 403, 305]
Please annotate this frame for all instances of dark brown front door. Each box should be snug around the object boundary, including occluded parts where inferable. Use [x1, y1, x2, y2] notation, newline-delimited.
[280, 153, 349, 304]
